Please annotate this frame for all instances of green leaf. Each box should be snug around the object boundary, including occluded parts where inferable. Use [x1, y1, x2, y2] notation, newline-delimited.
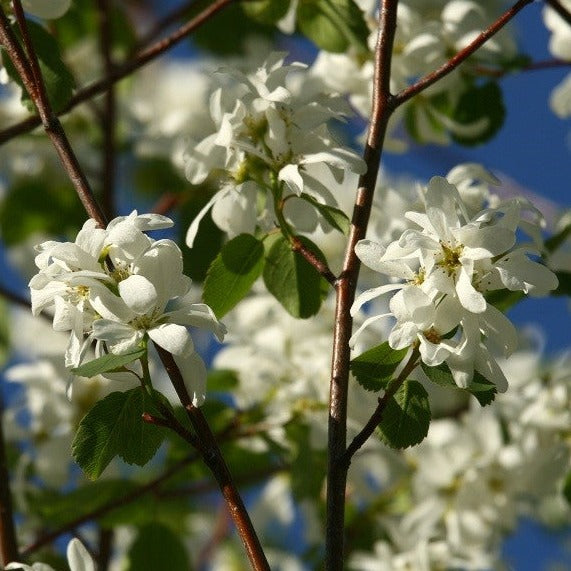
[563, 470, 571, 506]
[207, 369, 239, 392]
[297, 0, 369, 53]
[3, 20, 74, 112]
[203, 234, 265, 318]
[299, 192, 350, 234]
[484, 288, 525, 312]
[420, 361, 457, 388]
[263, 235, 328, 318]
[71, 348, 146, 378]
[378, 381, 431, 449]
[350, 342, 408, 392]
[124, 524, 191, 571]
[72, 388, 167, 479]
[451, 81, 505, 146]
[467, 371, 497, 407]
[242, 0, 291, 25]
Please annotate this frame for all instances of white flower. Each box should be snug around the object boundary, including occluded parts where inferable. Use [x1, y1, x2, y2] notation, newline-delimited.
[21, 0, 71, 19]
[184, 53, 365, 246]
[6, 538, 93, 571]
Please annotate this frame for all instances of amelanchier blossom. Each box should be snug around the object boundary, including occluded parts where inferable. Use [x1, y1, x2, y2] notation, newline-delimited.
[6, 538, 94, 571]
[350, 176, 558, 390]
[184, 52, 366, 246]
[28, 211, 225, 406]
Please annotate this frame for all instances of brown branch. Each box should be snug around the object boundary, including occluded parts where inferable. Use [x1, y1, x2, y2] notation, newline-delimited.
[0, 3, 107, 227]
[474, 57, 571, 77]
[0, 401, 19, 566]
[154, 344, 269, 571]
[341, 347, 420, 468]
[96, 0, 117, 219]
[291, 236, 337, 285]
[394, 0, 534, 107]
[325, 2, 399, 569]
[0, 0, 236, 146]
[545, 0, 571, 27]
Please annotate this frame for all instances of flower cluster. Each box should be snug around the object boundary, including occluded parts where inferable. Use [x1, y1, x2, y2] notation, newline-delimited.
[28, 211, 225, 405]
[350, 176, 558, 390]
[311, 0, 518, 147]
[183, 53, 366, 246]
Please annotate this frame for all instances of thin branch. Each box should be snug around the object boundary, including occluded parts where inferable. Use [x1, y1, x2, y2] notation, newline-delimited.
[21, 452, 199, 555]
[291, 236, 337, 285]
[545, 0, 571, 27]
[154, 345, 270, 571]
[0, 401, 19, 566]
[325, 2, 399, 569]
[394, 0, 534, 106]
[96, 0, 117, 219]
[0, 0, 236, 146]
[0, 3, 107, 227]
[474, 57, 571, 77]
[341, 347, 420, 468]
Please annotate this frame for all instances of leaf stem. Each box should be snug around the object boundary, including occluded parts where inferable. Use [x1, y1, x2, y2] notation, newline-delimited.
[154, 344, 269, 571]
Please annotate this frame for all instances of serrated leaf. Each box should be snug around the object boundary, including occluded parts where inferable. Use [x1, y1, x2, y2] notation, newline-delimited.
[71, 348, 146, 378]
[124, 523, 191, 571]
[452, 82, 505, 146]
[3, 20, 74, 112]
[72, 388, 167, 479]
[467, 371, 497, 407]
[242, 0, 291, 25]
[350, 342, 408, 392]
[300, 192, 350, 234]
[297, 0, 369, 53]
[263, 234, 328, 318]
[378, 380, 431, 449]
[203, 234, 265, 318]
[420, 361, 457, 388]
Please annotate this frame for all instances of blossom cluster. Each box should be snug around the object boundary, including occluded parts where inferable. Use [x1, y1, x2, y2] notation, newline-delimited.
[28, 212, 225, 405]
[350, 176, 558, 390]
[183, 53, 366, 246]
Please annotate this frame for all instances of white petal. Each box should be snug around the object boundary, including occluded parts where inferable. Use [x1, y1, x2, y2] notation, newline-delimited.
[456, 265, 486, 313]
[173, 351, 207, 407]
[67, 539, 95, 571]
[119, 275, 157, 314]
[351, 283, 403, 316]
[148, 323, 193, 356]
[279, 164, 304, 196]
[186, 188, 228, 248]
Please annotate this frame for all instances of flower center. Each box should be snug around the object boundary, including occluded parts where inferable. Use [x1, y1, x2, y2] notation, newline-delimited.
[437, 241, 464, 276]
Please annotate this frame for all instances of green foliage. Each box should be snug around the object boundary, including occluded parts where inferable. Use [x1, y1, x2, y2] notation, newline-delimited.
[203, 234, 265, 318]
[299, 193, 350, 234]
[350, 342, 408, 392]
[421, 362, 497, 406]
[451, 82, 506, 146]
[297, 0, 369, 53]
[263, 235, 328, 318]
[124, 523, 191, 571]
[0, 299, 10, 369]
[485, 288, 525, 312]
[207, 369, 240, 392]
[72, 388, 168, 479]
[242, 0, 291, 25]
[377, 380, 431, 449]
[71, 348, 146, 378]
[180, 194, 224, 281]
[287, 421, 327, 499]
[3, 20, 74, 113]
[0, 175, 87, 246]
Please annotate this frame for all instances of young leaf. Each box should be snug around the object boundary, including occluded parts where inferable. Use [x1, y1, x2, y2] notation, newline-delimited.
[350, 342, 408, 392]
[3, 20, 75, 112]
[420, 361, 457, 388]
[72, 388, 167, 479]
[452, 82, 506, 146]
[71, 348, 146, 378]
[299, 192, 350, 234]
[203, 233, 265, 318]
[124, 523, 190, 571]
[263, 234, 328, 318]
[296, 0, 369, 53]
[378, 380, 431, 449]
[467, 371, 497, 407]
